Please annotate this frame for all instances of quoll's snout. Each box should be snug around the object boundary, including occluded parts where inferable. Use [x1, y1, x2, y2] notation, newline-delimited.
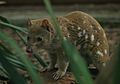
[26, 46, 33, 53]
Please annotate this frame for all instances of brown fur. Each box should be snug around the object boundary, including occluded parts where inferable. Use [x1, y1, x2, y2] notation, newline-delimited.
[27, 11, 110, 80]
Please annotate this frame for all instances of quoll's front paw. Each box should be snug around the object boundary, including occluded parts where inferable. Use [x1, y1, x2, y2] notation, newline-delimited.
[52, 70, 66, 80]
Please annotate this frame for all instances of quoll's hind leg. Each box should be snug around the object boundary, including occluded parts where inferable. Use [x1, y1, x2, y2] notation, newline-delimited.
[52, 52, 69, 80]
[90, 53, 109, 72]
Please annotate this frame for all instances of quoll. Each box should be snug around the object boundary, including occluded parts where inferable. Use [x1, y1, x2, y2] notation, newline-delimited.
[27, 11, 110, 80]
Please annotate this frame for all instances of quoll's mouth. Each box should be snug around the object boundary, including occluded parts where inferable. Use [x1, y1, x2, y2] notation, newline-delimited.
[26, 46, 33, 53]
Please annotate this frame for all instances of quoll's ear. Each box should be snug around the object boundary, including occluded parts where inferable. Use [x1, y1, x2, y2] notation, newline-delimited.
[42, 19, 49, 27]
[27, 18, 32, 26]
[42, 19, 51, 32]
[42, 19, 55, 34]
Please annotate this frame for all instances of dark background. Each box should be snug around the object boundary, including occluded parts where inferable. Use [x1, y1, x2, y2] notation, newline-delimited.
[0, 0, 120, 5]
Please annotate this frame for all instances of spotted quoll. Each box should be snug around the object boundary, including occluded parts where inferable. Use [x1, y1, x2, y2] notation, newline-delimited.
[27, 11, 110, 80]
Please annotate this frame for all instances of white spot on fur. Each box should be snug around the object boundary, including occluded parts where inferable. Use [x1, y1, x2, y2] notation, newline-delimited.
[55, 64, 58, 68]
[85, 34, 88, 39]
[78, 32, 82, 37]
[71, 26, 74, 28]
[103, 63, 106, 67]
[94, 30, 97, 33]
[104, 49, 107, 54]
[83, 21, 86, 24]
[97, 42, 100, 46]
[78, 27, 81, 30]
[90, 25, 93, 28]
[83, 30, 86, 34]
[103, 33, 106, 38]
[98, 26, 101, 30]
[91, 34, 94, 41]
[96, 51, 104, 57]
[67, 34, 70, 38]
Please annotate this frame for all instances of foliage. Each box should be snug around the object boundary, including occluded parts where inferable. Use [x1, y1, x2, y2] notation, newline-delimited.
[0, 16, 43, 84]
[0, 0, 120, 84]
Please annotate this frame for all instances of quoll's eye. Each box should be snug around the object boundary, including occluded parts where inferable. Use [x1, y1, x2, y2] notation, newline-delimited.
[37, 37, 42, 41]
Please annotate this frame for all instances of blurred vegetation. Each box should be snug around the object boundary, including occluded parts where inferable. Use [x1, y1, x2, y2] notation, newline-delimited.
[0, 16, 43, 84]
[0, 0, 120, 84]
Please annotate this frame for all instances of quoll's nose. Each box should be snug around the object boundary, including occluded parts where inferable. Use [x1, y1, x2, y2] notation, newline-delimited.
[26, 46, 33, 53]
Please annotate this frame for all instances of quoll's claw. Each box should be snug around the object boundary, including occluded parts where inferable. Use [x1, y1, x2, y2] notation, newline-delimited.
[52, 70, 65, 80]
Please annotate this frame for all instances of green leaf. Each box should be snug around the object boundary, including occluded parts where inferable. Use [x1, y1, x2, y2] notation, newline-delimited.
[0, 43, 13, 55]
[114, 38, 120, 84]
[0, 16, 27, 34]
[0, 16, 27, 45]
[0, 16, 10, 24]
[0, 16, 47, 69]
[43, 0, 93, 84]
[15, 31, 27, 45]
[0, 21, 27, 34]
[43, 0, 63, 41]
[0, 65, 8, 78]
[33, 53, 48, 68]
[0, 53, 27, 84]
[0, 44, 39, 72]
[0, 31, 43, 84]
[62, 39, 93, 84]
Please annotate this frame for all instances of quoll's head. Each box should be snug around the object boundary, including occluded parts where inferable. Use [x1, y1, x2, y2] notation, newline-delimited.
[26, 19, 54, 52]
